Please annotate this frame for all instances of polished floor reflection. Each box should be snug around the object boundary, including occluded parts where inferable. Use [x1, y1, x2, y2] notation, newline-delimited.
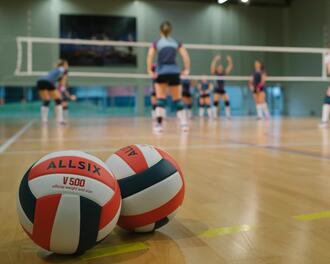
[1, 117, 330, 264]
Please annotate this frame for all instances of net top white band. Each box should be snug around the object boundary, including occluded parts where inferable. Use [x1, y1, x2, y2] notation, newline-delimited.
[17, 36, 327, 53]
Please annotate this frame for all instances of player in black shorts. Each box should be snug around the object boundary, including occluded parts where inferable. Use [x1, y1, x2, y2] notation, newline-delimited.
[248, 60, 270, 120]
[198, 79, 213, 118]
[210, 55, 233, 119]
[36, 60, 68, 124]
[147, 21, 191, 132]
[182, 79, 193, 118]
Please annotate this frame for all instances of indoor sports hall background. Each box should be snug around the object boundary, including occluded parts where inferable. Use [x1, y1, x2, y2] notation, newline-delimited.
[4, 1, 330, 264]
[0, 0, 329, 118]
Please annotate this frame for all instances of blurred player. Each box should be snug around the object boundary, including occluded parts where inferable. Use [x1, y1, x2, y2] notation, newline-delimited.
[182, 79, 193, 118]
[249, 60, 270, 120]
[319, 50, 330, 128]
[147, 21, 191, 133]
[36, 60, 68, 124]
[210, 55, 233, 119]
[198, 79, 213, 118]
[57, 73, 76, 122]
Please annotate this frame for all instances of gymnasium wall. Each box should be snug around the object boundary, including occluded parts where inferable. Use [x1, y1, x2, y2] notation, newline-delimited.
[283, 0, 328, 116]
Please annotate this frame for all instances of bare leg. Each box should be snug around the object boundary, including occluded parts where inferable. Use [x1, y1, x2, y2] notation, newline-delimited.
[170, 85, 188, 131]
[213, 93, 220, 118]
[183, 96, 193, 118]
[199, 97, 205, 117]
[154, 83, 167, 132]
[39, 90, 50, 123]
[259, 92, 270, 119]
[221, 94, 231, 119]
[50, 90, 64, 124]
[205, 97, 213, 119]
[254, 93, 263, 120]
[151, 96, 157, 119]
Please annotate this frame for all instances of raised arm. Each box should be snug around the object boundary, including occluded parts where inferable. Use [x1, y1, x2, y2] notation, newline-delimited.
[210, 55, 221, 75]
[225, 55, 233, 75]
[178, 46, 190, 76]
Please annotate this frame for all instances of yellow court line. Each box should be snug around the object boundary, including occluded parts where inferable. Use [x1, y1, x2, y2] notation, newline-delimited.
[80, 242, 149, 260]
[293, 210, 330, 221]
[199, 224, 252, 238]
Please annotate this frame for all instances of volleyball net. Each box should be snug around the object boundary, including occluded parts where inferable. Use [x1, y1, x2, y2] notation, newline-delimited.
[15, 36, 329, 83]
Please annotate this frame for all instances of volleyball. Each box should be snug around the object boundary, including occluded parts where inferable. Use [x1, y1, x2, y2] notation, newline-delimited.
[105, 144, 185, 232]
[16, 150, 121, 254]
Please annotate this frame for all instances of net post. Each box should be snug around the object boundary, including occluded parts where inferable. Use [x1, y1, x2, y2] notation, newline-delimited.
[322, 51, 327, 80]
[27, 39, 33, 74]
[15, 38, 23, 75]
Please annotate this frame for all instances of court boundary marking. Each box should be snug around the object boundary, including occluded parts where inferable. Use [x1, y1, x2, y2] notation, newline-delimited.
[0, 120, 35, 154]
[3, 140, 330, 158]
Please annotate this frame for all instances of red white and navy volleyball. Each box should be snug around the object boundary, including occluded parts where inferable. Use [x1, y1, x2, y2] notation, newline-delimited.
[105, 144, 185, 232]
[16, 150, 121, 254]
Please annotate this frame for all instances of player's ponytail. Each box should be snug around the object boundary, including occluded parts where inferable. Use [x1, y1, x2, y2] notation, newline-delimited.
[160, 21, 172, 37]
[255, 60, 265, 71]
[56, 59, 68, 68]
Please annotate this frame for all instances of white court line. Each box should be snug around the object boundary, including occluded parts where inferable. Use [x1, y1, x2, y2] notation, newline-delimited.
[0, 120, 35, 154]
[18, 134, 182, 142]
[1, 140, 329, 156]
[1, 143, 250, 155]
[17, 136, 330, 147]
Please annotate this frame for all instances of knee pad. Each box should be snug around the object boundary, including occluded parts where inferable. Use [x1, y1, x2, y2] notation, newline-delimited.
[225, 101, 230, 107]
[324, 96, 330, 105]
[43, 100, 50, 107]
[55, 99, 62, 105]
[157, 98, 166, 108]
[214, 101, 219, 107]
[173, 100, 184, 111]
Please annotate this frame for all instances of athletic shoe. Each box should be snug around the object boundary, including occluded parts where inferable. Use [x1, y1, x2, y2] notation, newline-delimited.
[153, 123, 163, 133]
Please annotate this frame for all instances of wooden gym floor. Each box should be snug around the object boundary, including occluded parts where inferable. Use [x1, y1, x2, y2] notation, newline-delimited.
[1, 117, 330, 264]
